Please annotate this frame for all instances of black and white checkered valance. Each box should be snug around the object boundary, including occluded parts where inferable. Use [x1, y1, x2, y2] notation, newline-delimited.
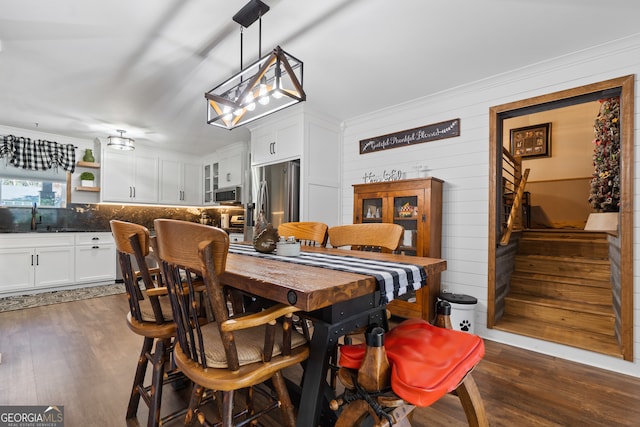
[228, 243, 427, 304]
[1, 135, 76, 173]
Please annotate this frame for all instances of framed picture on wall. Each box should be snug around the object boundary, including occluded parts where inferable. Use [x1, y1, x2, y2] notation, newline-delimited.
[510, 123, 551, 158]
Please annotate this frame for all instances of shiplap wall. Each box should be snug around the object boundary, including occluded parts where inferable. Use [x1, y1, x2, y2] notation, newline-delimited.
[341, 33, 640, 377]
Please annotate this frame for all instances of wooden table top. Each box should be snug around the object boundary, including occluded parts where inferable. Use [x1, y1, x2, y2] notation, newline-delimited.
[221, 246, 447, 312]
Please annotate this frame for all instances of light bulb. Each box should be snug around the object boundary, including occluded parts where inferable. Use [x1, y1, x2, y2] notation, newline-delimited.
[258, 79, 270, 105]
[272, 77, 283, 99]
[259, 95, 270, 105]
[220, 105, 232, 122]
[244, 94, 256, 111]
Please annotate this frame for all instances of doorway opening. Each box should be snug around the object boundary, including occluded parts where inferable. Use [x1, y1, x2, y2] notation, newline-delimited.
[487, 75, 634, 361]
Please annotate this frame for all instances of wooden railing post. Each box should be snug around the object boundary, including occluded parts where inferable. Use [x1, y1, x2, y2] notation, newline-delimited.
[500, 168, 529, 246]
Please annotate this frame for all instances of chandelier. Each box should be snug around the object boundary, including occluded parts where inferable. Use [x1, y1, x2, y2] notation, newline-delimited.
[107, 129, 135, 151]
[205, 0, 305, 130]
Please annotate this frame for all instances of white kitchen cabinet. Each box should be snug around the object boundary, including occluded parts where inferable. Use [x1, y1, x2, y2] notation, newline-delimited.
[0, 247, 35, 291]
[0, 234, 75, 293]
[218, 146, 245, 188]
[133, 154, 159, 203]
[100, 149, 130, 201]
[182, 162, 203, 205]
[203, 142, 248, 204]
[101, 149, 158, 203]
[159, 158, 181, 204]
[35, 246, 75, 288]
[159, 159, 203, 205]
[249, 106, 341, 226]
[250, 116, 302, 166]
[75, 232, 116, 283]
[0, 233, 115, 295]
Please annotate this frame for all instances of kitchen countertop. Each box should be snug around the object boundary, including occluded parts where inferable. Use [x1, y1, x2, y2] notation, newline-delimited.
[1, 228, 111, 233]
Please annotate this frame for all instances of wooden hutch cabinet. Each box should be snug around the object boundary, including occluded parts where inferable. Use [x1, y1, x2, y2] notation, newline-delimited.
[353, 177, 443, 321]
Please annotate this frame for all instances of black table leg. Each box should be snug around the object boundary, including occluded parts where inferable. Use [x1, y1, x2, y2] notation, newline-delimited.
[296, 297, 387, 427]
[296, 318, 333, 427]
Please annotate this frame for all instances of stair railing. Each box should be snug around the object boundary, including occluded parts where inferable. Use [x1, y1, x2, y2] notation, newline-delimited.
[500, 147, 529, 246]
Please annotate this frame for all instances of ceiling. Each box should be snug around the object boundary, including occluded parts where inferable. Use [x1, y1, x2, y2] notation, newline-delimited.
[0, 0, 639, 156]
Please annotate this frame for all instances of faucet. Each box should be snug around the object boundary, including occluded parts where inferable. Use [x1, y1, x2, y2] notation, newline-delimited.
[30, 202, 40, 230]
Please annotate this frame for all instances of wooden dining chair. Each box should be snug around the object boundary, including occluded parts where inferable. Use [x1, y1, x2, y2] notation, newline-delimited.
[327, 222, 403, 334]
[328, 223, 404, 252]
[153, 219, 310, 427]
[325, 223, 404, 386]
[110, 220, 185, 427]
[277, 221, 328, 338]
[278, 221, 328, 247]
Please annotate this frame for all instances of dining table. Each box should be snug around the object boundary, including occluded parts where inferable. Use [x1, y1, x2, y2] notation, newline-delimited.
[220, 243, 447, 427]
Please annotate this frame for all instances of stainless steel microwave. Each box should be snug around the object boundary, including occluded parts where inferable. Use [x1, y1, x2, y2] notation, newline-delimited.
[214, 186, 241, 203]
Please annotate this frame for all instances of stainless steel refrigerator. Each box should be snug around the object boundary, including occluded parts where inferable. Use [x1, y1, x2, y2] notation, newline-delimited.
[252, 159, 300, 230]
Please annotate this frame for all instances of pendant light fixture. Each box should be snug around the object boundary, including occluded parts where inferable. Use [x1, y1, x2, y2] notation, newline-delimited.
[205, 0, 305, 130]
[107, 129, 135, 151]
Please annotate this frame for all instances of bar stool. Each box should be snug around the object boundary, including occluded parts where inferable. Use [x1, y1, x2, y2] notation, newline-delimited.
[332, 301, 488, 426]
[110, 220, 185, 427]
[153, 218, 309, 426]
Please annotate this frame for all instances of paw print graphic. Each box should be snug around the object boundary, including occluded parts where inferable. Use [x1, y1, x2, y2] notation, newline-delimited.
[459, 320, 471, 332]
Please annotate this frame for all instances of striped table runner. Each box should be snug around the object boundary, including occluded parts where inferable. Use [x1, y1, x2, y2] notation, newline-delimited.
[228, 244, 426, 304]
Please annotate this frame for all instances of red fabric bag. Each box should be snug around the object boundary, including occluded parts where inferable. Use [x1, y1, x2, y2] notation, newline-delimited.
[339, 318, 484, 407]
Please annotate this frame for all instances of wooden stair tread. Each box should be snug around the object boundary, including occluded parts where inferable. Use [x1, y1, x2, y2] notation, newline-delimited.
[509, 279, 612, 305]
[515, 255, 610, 280]
[520, 236, 608, 243]
[503, 228, 618, 358]
[505, 295, 615, 336]
[521, 230, 610, 238]
[516, 234, 610, 259]
[515, 254, 610, 265]
[495, 314, 622, 358]
[505, 292, 613, 314]
[510, 272, 611, 288]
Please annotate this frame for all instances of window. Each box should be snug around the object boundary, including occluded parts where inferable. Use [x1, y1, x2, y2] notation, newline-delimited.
[0, 179, 67, 207]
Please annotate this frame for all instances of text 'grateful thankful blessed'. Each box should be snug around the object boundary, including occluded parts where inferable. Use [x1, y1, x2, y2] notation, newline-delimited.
[359, 118, 460, 154]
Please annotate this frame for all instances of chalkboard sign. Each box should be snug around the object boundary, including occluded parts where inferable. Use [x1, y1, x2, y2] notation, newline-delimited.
[359, 118, 460, 154]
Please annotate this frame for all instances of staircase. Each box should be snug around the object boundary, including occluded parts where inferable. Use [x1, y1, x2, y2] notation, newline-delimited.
[496, 229, 621, 358]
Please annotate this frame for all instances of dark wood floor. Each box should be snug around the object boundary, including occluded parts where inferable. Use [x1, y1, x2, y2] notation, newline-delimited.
[1, 293, 638, 426]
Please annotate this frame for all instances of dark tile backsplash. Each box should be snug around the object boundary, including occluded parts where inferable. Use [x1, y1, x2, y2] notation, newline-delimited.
[0, 204, 244, 233]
